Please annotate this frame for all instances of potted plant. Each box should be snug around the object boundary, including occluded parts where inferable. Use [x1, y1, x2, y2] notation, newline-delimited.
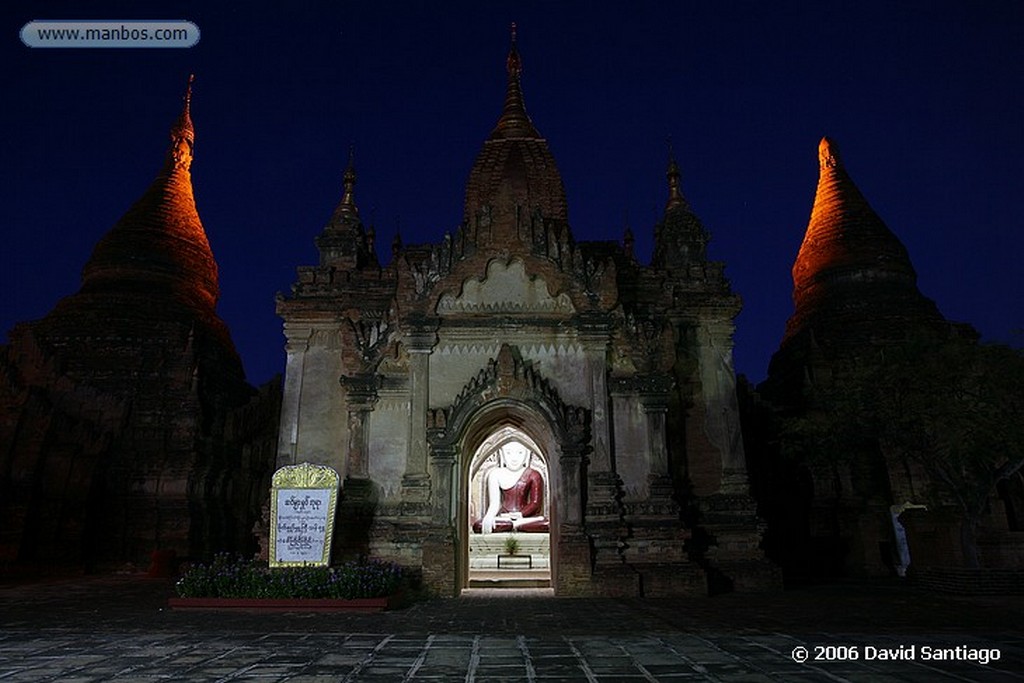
[503, 534, 519, 556]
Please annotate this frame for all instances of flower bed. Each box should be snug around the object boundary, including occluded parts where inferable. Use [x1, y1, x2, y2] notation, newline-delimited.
[167, 595, 399, 612]
[169, 554, 404, 611]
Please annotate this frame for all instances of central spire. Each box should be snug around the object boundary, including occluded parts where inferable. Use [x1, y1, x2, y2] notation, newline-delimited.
[315, 145, 377, 269]
[462, 25, 568, 236]
[652, 140, 708, 269]
[489, 22, 541, 140]
[664, 138, 689, 212]
[338, 145, 358, 216]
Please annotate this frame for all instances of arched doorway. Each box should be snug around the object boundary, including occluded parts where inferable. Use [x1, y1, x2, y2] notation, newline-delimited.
[465, 425, 552, 588]
[425, 344, 590, 595]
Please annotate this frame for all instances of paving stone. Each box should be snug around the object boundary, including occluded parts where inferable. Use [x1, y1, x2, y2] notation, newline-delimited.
[1, 577, 1023, 682]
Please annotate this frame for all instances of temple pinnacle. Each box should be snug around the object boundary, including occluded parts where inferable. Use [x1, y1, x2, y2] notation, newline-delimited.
[818, 136, 842, 171]
[171, 74, 195, 146]
[666, 138, 685, 210]
[168, 74, 195, 170]
[507, 22, 521, 78]
[340, 145, 358, 214]
[490, 22, 538, 139]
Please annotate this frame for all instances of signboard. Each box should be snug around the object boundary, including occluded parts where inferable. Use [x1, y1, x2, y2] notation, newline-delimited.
[269, 463, 340, 567]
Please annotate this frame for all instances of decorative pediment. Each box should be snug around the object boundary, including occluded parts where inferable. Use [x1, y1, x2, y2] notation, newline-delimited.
[436, 258, 575, 315]
[427, 344, 588, 448]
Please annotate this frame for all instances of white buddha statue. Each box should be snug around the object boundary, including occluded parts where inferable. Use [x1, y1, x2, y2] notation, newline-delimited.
[473, 441, 549, 534]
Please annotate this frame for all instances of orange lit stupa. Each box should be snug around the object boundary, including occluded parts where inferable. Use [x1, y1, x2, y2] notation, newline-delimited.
[755, 137, 976, 580]
[0, 78, 273, 569]
[765, 137, 948, 401]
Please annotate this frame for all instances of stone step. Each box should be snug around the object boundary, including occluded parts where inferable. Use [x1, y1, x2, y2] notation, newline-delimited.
[469, 554, 550, 569]
[468, 577, 551, 589]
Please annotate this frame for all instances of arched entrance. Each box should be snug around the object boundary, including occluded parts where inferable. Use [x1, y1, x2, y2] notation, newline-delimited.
[464, 423, 553, 589]
[425, 344, 590, 595]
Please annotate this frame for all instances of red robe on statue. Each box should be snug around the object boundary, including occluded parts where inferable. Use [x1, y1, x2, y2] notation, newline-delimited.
[473, 467, 549, 533]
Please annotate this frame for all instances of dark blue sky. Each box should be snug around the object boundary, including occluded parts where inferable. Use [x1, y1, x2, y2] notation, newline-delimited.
[4, 2, 1022, 386]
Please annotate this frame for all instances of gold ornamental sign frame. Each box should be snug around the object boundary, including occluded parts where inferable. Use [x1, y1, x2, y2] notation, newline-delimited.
[269, 463, 340, 567]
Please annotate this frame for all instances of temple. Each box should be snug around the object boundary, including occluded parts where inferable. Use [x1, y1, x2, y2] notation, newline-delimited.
[0, 78, 277, 570]
[8, 28, 1015, 593]
[273, 27, 778, 595]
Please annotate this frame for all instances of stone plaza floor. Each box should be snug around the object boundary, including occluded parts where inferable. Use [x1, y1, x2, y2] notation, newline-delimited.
[1, 575, 1022, 681]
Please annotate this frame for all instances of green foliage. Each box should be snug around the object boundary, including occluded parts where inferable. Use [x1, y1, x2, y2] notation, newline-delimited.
[875, 339, 1024, 515]
[175, 554, 404, 599]
[780, 332, 1024, 566]
[503, 534, 519, 555]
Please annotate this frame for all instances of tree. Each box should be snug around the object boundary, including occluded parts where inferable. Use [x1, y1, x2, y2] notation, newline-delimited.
[782, 333, 1024, 568]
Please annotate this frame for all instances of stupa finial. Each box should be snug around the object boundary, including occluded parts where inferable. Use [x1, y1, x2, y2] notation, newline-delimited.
[168, 74, 196, 169]
[666, 135, 684, 210]
[818, 136, 843, 171]
[507, 22, 521, 78]
[340, 144, 358, 213]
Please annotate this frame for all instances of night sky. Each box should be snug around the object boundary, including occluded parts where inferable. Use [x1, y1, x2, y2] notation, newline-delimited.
[4, 2, 1022, 387]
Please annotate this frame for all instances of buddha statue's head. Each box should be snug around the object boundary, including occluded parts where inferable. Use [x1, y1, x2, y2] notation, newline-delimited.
[499, 441, 530, 471]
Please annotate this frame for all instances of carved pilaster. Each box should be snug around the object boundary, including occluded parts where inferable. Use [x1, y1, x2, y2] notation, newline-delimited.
[577, 313, 612, 472]
[696, 318, 748, 492]
[403, 319, 437, 505]
[429, 444, 457, 526]
[639, 386, 671, 477]
[558, 443, 586, 527]
[340, 373, 379, 480]
[644, 422, 676, 511]
[634, 376, 675, 509]
[277, 325, 311, 467]
[578, 313, 621, 524]
[608, 373, 676, 508]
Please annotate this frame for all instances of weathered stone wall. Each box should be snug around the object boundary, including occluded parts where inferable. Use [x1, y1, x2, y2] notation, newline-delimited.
[0, 334, 124, 567]
[0, 310, 271, 570]
[610, 393, 650, 500]
[277, 326, 347, 473]
[366, 394, 410, 502]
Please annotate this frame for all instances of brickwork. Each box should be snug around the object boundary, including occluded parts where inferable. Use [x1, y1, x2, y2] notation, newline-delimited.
[421, 532, 458, 597]
[916, 567, 1024, 595]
